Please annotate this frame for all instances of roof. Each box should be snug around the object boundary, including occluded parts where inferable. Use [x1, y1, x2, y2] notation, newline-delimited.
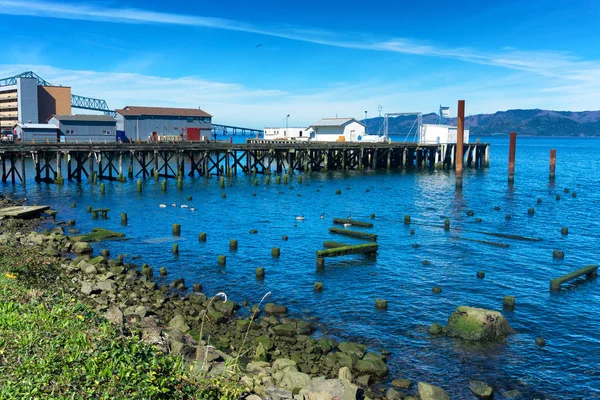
[15, 123, 58, 129]
[310, 118, 365, 128]
[115, 106, 212, 118]
[49, 114, 116, 123]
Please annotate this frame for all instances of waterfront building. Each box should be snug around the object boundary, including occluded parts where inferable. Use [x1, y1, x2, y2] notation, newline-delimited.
[115, 106, 212, 142]
[263, 127, 312, 141]
[48, 115, 117, 143]
[13, 123, 59, 143]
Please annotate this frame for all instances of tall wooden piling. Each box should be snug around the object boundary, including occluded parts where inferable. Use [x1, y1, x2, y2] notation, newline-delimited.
[121, 212, 127, 225]
[549, 149, 556, 181]
[456, 100, 465, 189]
[508, 132, 516, 184]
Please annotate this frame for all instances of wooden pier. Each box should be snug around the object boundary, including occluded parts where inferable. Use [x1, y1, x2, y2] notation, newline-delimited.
[0, 141, 489, 184]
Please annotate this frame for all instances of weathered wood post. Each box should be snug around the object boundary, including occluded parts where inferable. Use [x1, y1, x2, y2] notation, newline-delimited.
[229, 239, 238, 251]
[456, 100, 465, 189]
[172, 223, 181, 236]
[137, 178, 142, 193]
[508, 131, 516, 184]
[198, 232, 207, 242]
[549, 149, 556, 181]
[121, 212, 127, 225]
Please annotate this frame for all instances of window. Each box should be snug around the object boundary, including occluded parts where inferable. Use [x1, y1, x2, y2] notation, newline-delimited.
[65, 129, 75, 135]
[299, 130, 303, 137]
[102, 130, 112, 136]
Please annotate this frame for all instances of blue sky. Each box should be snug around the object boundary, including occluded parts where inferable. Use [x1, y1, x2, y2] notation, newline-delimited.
[1, 0, 599, 127]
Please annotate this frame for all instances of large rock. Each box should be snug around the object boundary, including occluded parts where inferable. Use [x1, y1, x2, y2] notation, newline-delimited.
[105, 306, 124, 326]
[265, 303, 288, 315]
[418, 382, 451, 400]
[338, 342, 367, 358]
[444, 306, 514, 341]
[278, 370, 311, 394]
[272, 358, 298, 373]
[469, 380, 494, 399]
[169, 314, 190, 333]
[80, 281, 94, 295]
[354, 358, 388, 378]
[299, 378, 344, 399]
[72, 241, 92, 254]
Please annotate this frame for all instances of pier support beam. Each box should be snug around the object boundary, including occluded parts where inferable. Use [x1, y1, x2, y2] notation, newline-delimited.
[456, 100, 465, 189]
[508, 131, 516, 184]
[549, 149, 556, 182]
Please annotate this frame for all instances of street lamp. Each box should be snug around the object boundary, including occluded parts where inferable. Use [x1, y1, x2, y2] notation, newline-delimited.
[286, 114, 290, 129]
[364, 111, 368, 134]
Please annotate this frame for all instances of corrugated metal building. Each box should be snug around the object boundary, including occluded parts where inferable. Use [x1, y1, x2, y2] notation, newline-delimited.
[309, 118, 366, 142]
[115, 106, 212, 141]
[14, 123, 58, 143]
[48, 114, 117, 143]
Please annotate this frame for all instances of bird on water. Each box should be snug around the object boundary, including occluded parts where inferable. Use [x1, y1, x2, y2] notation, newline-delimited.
[296, 215, 305, 221]
[320, 212, 325, 219]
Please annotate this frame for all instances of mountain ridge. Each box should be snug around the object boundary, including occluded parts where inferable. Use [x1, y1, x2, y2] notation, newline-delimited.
[364, 109, 600, 137]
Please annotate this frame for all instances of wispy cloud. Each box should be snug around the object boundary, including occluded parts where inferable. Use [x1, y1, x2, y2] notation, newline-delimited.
[1, 64, 593, 129]
[2, 0, 600, 85]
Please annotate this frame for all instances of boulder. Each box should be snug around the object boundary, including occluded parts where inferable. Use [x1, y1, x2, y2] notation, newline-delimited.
[338, 366, 353, 382]
[354, 358, 388, 378]
[273, 324, 296, 337]
[83, 265, 98, 276]
[338, 342, 367, 358]
[469, 380, 494, 399]
[272, 358, 298, 373]
[104, 306, 124, 326]
[299, 378, 345, 399]
[265, 303, 288, 315]
[386, 388, 402, 400]
[444, 306, 514, 341]
[429, 323, 444, 335]
[72, 241, 92, 254]
[418, 382, 451, 400]
[80, 281, 94, 295]
[196, 345, 222, 363]
[96, 280, 114, 292]
[169, 314, 190, 333]
[264, 386, 294, 400]
[391, 378, 412, 389]
[278, 370, 311, 394]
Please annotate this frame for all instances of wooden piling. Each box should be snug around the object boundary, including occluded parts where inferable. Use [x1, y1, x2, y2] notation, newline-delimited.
[198, 232, 207, 242]
[444, 218, 450, 231]
[328, 227, 377, 241]
[404, 215, 411, 225]
[121, 212, 127, 225]
[100, 183, 105, 195]
[218, 255, 226, 265]
[172, 244, 179, 255]
[161, 180, 167, 192]
[172, 224, 181, 236]
[317, 243, 379, 258]
[508, 131, 516, 184]
[503, 295, 515, 309]
[137, 178, 142, 193]
[159, 266, 167, 276]
[229, 239, 238, 251]
[256, 267, 265, 279]
[550, 265, 597, 291]
[271, 247, 281, 258]
[549, 149, 556, 181]
[456, 100, 465, 189]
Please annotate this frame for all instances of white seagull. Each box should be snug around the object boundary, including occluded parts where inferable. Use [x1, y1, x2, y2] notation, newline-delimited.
[159, 203, 167, 208]
[295, 215, 305, 221]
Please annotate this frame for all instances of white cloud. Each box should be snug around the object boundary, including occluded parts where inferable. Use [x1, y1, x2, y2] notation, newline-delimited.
[2, 64, 595, 129]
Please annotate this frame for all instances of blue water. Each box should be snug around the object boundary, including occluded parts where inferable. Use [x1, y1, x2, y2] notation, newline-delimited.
[3, 136, 600, 399]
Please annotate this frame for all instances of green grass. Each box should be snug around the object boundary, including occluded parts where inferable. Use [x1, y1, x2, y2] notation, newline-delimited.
[0, 243, 244, 399]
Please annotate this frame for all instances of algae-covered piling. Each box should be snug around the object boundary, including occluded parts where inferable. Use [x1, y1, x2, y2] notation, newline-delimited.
[333, 218, 374, 228]
[329, 227, 377, 241]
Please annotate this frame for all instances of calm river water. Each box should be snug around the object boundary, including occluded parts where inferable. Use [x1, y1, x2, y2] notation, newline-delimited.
[3, 136, 599, 399]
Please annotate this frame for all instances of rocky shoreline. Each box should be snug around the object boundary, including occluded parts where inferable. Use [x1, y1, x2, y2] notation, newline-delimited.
[0, 197, 513, 400]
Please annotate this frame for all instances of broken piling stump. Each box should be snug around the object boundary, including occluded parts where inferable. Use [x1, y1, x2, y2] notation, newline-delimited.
[317, 243, 379, 260]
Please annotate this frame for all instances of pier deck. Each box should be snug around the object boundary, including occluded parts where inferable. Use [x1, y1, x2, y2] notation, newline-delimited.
[0, 141, 489, 184]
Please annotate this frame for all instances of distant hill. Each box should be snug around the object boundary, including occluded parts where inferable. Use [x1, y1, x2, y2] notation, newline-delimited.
[364, 109, 600, 137]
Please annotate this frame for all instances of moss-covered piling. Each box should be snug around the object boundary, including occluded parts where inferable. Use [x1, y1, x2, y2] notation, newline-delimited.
[328, 227, 377, 241]
[172, 224, 181, 236]
[229, 239, 238, 251]
[217, 255, 226, 265]
[271, 248, 280, 258]
[159, 266, 167, 276]
[444, 218, 450, 230]
[120, 213, 127, 225]
[404, 215, 411, 224]
[172, 244, 179, 255]
[255, 267, 265, 279]
[198, 232, 207, 242]
[503, 295, 515, 309]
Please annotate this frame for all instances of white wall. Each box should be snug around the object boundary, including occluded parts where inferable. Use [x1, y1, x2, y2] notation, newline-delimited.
[420, 124, 470, 144]
[343, 121, 366, 141]
[263, 127, 310, 140]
